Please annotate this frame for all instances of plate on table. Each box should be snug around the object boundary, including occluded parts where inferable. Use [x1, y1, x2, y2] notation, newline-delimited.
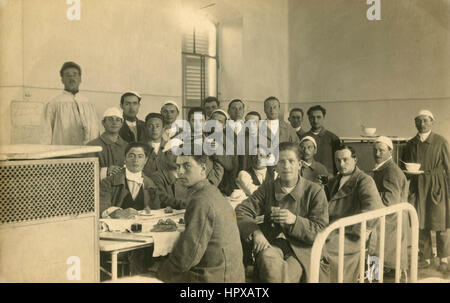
[138, 210, 154, 216]
[361, 134, 378, 138]
[402, 170, 424, 175]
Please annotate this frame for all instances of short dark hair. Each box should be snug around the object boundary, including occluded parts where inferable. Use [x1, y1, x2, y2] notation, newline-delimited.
[228, 99, 244, 111]
[202, 96, 220, 108]
[279, 142, 301, 161]
[145, 113, 163, 123]
[188, 107, 205, 121]
[245, 111, 261, 120]
[307, 105, 326, 117]
[336, 144, 357, 159]
[125, 142, 150, 157]
[289, 107, 304, 117]
[120, 92, 142, 105]
[60, 61, 81, 77]
[179, 143, 209, 166]
[264, 96, 280, 107]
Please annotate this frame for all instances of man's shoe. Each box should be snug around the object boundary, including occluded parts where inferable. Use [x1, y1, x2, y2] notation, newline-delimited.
[418, 259, 431, 269]
[438, 262, 448, 273]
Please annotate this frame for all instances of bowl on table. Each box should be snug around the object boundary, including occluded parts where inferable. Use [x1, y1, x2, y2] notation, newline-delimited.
[404, 162, 421, 172]
[363, 127, 377, 136]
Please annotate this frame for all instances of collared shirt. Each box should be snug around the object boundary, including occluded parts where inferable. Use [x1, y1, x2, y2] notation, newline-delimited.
[253, 167, 267, 185]
[373, 156, 393, 171]
[41, 90, 100, 145]
[125, 120, 138, 140]
[300, 160, 329, 184]
[338, 175, 351, 190]
[295, 126, 302, 132]
[418, 131, 432, 142]
[150, 141, 161, 154]
[125, 168, 143, 200]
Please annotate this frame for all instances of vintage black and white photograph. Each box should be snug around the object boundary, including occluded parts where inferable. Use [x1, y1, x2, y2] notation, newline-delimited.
[0, 0, 449, 285]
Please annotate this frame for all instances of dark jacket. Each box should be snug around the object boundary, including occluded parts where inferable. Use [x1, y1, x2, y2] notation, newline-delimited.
[235, 175, 329, 282]
[150, 161, 188, 209]
[119, 119, 146, 143]
[99, 169, 160, 214]
[301, 128, 340, 175]
[372, 159, 410, 269]
[402, 132, 450, 230]
[86, 133, 127, 168]
[157, 179, 245, 282]
[323, 167, 383, 282]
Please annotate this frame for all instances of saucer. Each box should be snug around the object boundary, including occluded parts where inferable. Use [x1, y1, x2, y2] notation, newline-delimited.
[403, 170, 424, 175]
[361, 134, 378, 138]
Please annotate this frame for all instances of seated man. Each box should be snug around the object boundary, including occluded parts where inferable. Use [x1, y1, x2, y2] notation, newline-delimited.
[187, 107, 227, 187]
[150, 148, 188, 209]
[236, 148, 276, 196]
[156, 152, 245, 282]
[87, 107, 128, 180]
[142, 112, 166, 177]
[100, 142, 160, 219]
[299, 136, 329, 185]
[235, 142, 329, 282]
[99, 142, 160, 275]
[372, 136, 410, 277]
[321, 145, 383, 282]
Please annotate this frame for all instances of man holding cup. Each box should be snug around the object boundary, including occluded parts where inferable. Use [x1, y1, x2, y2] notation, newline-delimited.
[235, 142, 329, 282]
[402, 110, 450, 272]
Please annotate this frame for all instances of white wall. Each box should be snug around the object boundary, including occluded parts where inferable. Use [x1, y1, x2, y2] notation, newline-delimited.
[288, 0, 450, 141]
[0, 0, 183, 144]
[218, 0, 290, 118]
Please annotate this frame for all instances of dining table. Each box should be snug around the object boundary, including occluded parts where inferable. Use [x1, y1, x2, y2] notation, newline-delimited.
[99, 208, 185, 281]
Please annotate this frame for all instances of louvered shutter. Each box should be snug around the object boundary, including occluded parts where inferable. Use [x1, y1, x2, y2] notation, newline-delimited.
[182, 22, 217, 118]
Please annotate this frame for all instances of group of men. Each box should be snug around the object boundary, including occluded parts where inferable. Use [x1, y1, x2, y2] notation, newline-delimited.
[41, 61, 449, 282]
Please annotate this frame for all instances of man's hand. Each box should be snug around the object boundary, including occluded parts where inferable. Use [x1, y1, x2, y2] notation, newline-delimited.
[252, 229, 271, 255]
[110, 208, 138, 219]
[270, 208, 297, 225]
[107, 165, 123, 177]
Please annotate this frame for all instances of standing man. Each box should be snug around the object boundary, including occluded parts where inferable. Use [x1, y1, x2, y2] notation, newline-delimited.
[161, 100, 182, 141]
[202, 96, 220, 119]
[372, 136, 409, 276]
[87, 107, 128, 180]
[303, 105, 340, 175]
[264, 96, 299, 145]
[288, 108, 306, 140]
[41, 61, 100, 145]
[402, 110, 449, 272]
[142, 113, 166, 177]
[235, 142, 329, 282]
[119, 91, 146, 143]
[227, 98, 245, 123]
[321, 145, 383, 282]
[156, 152, 245, 282]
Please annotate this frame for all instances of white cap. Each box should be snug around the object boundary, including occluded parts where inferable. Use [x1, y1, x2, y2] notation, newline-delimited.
[299, 136, 317, 149]
[375, 136, 393, 150]
[103, 107, 123, 119]
[416, 109, 434, 121]
[122, 91, 141, 100]
[210, 109, 230, 120]
[162, 100, 180, 112]
[162, 138, 183, 153]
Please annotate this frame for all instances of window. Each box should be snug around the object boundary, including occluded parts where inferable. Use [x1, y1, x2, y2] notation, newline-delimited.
[182, 19, 218, 118]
